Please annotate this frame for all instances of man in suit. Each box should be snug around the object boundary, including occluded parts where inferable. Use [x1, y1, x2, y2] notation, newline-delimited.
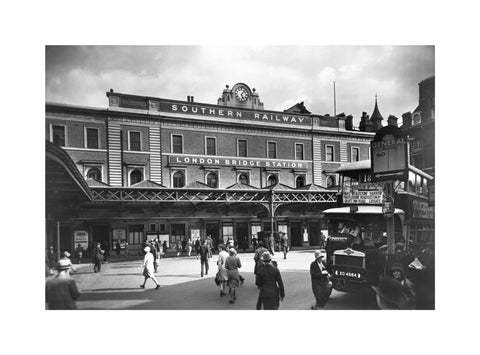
[310, 250, 332, 309]
[93, 243, 103, 273]
[255, 252, 285, 310]
[279, 232, 289, 259]
[198, 239, 210, 277]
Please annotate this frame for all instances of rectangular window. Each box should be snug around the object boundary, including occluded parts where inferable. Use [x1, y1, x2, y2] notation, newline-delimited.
[251, 224, 262, 240]
[86, 128, 99, 149]
[351, 147, 359, 162]
[295, 143, 304, 160]
[238, 139, 247, 157]
[278, 224, 288, 241]
[170, 224, 186, 244]
[129, 131, 141, 151]
[150, 224, 156, 232]
[268, 141, 277, 159]
[206, 137, 216, 155]
[128, 224, 144, 245]
[172, 135, 183, 154]
[159, 224, 166, 233]
[326, 145, 334, 161]
[51, 125, 65, 146]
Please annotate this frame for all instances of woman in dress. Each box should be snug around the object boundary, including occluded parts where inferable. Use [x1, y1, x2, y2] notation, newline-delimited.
[225, 248, 242, 304]
[140, 246, 160, 289]
[216, 245, 229, 297]
[186, 238, 193, 257]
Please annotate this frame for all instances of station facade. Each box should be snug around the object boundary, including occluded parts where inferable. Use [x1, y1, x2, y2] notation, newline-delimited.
[46, 83, 378, 254]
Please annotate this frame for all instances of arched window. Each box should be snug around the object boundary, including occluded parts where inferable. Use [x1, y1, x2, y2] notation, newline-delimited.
[267, 174, 278, 186]
[206, 172, 218, 188]
[412, 113, 422, 125]
[327, 175, 335, 188]
[296, 175, 305, 188]
[87, 167, 102, 181]
[173, 171, 185, 188]
[130, 169, 142, 185]
[238, 173, 249, 185]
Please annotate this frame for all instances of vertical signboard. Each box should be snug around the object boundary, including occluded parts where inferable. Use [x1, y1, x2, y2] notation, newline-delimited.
[371, 126, 408, 182]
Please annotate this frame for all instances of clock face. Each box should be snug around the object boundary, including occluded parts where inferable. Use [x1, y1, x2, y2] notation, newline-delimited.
[235, 87, 248, 102]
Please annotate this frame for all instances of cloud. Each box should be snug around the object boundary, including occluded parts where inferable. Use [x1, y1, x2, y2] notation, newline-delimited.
[45, 45, 434, 126]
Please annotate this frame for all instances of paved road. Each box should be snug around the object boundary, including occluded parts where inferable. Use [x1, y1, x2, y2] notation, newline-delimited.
[64, 250, 378, 310]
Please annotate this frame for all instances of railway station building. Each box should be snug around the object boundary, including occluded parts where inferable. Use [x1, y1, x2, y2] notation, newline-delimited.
[46, 82, 380, 255]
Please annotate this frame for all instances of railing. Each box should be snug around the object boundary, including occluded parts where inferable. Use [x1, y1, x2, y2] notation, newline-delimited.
[90, 187, 337, 204]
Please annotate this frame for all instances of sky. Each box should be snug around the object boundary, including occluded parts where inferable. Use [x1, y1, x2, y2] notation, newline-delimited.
[45, 45, 434, 127]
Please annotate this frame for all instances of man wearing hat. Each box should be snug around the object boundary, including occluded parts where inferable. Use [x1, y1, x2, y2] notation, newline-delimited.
[60, 251, 77, 273]
[140, 246, 160, 289]
[310, 250, 331, 310]
[255, 252, 285, 310]
[45, 259, 81, 309]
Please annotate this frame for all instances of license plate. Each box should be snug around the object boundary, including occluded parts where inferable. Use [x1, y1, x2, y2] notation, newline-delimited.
[334, 269, 362, 279]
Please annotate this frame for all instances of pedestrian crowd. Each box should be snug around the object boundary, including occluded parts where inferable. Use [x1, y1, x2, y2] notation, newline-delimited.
[45, 232, 336, 310]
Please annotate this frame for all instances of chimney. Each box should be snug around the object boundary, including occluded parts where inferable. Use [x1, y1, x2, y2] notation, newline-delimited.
[402, 112, 412, 128]
[387, 115, 398, 127]
[190, 96, 194, 102]
[345, 115, 353, 130]
[359, 112, 372, 132]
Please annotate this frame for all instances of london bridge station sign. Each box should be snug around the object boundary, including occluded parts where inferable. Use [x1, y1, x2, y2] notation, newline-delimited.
[113, 95, 313, 126]
[169, 155, 310, 169]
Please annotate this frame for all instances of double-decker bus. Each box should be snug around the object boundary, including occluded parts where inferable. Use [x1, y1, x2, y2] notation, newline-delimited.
[323, 160, 434, 307]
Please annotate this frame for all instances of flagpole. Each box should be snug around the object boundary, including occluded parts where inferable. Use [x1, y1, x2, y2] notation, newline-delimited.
[333, 81, 337, 116]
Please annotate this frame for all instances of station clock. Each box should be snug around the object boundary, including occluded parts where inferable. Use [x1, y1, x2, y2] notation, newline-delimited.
[235, 87, 249, 102]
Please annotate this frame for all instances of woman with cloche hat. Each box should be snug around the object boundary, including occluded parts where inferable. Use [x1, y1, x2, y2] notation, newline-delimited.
[224, 248, 242, 304]
[372, 262, 416, 310]
[310, 250, 331, 310]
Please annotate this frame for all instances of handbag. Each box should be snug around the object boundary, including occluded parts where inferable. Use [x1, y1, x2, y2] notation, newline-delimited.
[214, 271, 222, 286]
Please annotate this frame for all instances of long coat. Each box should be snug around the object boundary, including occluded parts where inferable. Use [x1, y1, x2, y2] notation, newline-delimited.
[253, 247, 268, 274]
[256, 263, 285, 309]
[310, 260, 331, 308]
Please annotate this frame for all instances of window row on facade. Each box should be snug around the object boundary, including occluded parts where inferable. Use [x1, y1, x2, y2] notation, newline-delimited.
[50, 124, 365, 163]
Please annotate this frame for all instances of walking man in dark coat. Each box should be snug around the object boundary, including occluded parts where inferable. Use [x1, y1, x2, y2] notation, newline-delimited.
[255, 252, 285, 310]
[198, 240, 210, 277]
[279, 232, 289, 259]
[253, 241, 268, 276]
[310, 250, 332, 309]
[93, 243, 103, 273]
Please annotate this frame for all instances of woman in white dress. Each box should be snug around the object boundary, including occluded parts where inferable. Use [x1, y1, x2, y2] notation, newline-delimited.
[140, 246, 160, 289]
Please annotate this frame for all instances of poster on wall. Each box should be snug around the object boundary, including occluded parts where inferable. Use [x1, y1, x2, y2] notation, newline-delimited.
[191, 229, 200, 242]
[303, 229, 309, 242]
[112, 228, 127, 248]
[73, 230, 89, 250]
[146, 233, 158, 242]
[159, 234, 169, 248]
